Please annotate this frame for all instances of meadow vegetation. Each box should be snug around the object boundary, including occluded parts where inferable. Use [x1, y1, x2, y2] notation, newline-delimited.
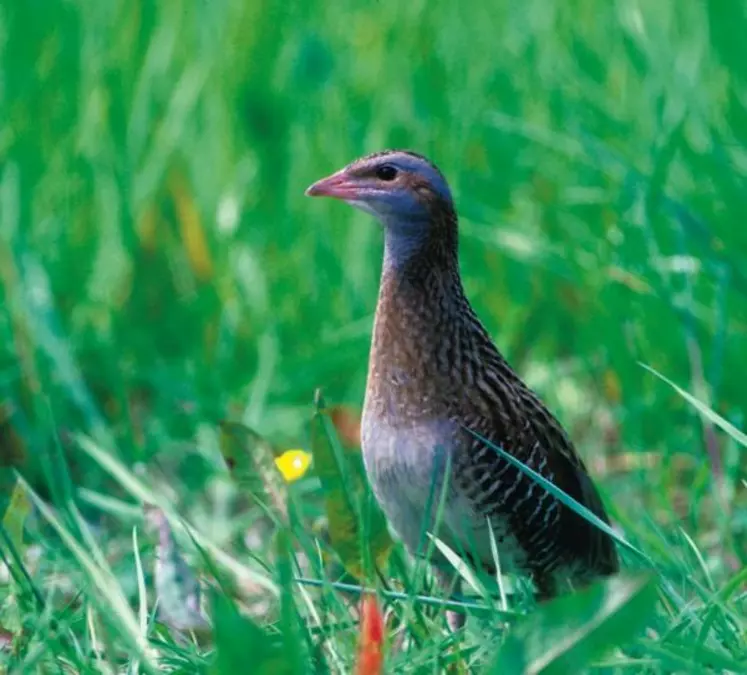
[0, 0, 746, 672]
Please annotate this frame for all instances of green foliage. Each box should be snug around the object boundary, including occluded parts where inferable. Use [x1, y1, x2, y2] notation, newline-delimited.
[218, 421, 289, 523]
[488, 574, 658, 674]
[642, 364, 747, 449]
[1, 480, 30, 564]
[212, 532, 310, 674]
[0, 0, 746, 671]
[211, 592, 293, 675]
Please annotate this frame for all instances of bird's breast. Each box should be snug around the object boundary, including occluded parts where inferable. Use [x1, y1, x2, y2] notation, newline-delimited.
[360, 410, 456, 491]
[359, 410, 528, 571]
[360, 411, 459, 553]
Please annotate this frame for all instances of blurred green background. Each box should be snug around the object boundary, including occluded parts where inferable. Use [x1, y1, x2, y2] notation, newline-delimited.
[2, 0, 746, 570]
[3, 0, 747, 670]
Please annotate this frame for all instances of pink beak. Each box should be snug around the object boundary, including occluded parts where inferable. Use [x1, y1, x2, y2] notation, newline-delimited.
[305, 170, 360, 200]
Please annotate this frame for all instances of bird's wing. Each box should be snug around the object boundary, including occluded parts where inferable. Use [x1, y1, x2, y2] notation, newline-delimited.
[454, 338, 619, 577]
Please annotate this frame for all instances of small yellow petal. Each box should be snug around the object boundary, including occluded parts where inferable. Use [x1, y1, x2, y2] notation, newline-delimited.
[274, 449, 312, 483]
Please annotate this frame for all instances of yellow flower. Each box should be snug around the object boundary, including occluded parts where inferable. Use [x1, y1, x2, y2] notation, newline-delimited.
[274, 449, 312, 483]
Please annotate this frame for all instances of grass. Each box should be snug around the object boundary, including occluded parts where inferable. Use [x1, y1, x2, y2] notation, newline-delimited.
[1, 0, 746, 671]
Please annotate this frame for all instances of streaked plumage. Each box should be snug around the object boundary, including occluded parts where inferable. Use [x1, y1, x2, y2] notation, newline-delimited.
[306, 150, 619, 627]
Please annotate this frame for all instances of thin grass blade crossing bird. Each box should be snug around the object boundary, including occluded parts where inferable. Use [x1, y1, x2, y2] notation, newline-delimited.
[305, 150, 619, 629]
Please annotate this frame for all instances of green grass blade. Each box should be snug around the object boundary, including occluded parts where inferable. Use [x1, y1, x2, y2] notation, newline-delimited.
[18, 477, 159, 673]
[462, 426, 648, 563]
[211, 591, 295, 675]
[487, 574, 657, 674]
[75, 433, 278, 596]
[641, 363, 747, 448]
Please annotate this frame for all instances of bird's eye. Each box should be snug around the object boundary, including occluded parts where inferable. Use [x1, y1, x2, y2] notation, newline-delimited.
[375, 164, 398, 181]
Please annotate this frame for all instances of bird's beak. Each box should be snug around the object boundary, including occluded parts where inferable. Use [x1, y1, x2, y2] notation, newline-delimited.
[305, 170, 360, 200]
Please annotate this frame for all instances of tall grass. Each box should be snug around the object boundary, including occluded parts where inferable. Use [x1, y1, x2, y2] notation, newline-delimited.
[0, 0, 745, 672]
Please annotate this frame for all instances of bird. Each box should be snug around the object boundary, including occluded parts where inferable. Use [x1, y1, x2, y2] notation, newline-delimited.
[305, 150, 619, 629]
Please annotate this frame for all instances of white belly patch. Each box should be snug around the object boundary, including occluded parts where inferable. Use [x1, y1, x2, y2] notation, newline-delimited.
[360, 416, 527, 573]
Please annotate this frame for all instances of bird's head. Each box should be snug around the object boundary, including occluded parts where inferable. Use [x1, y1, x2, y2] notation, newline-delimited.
[305, 150, 454, 229]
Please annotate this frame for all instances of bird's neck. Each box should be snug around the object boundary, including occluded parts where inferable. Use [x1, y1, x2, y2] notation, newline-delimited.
[381, 208, 459, 280]
[379, 232, 463, 309]
[370, 212, 470, 380]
